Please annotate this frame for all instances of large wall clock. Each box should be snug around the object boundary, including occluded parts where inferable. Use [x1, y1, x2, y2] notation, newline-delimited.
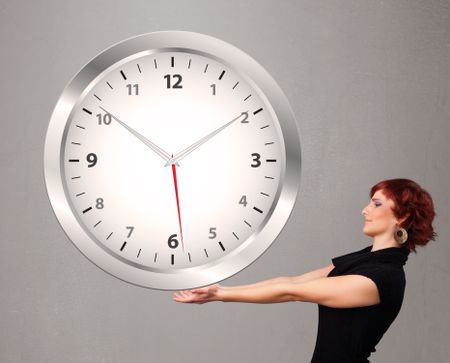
[44, 31, 301, 290]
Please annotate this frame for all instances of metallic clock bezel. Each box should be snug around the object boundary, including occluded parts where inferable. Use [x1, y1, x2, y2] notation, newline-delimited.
[44, 31, 302, 290]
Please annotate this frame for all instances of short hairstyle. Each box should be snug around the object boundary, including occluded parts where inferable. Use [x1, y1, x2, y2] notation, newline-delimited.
[370, 178, 437, 253]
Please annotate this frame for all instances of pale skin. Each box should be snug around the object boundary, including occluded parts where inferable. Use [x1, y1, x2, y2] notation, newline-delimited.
[172, 189, 408, 307]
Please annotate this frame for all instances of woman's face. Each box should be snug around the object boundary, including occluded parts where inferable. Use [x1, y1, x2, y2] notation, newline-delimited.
[361, 189, 399, 238]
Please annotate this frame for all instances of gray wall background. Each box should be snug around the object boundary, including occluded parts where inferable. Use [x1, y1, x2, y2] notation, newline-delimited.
[1, 0, 449, 362]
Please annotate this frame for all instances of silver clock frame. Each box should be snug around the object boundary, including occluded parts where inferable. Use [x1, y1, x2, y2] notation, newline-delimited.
[44, 31, 302, 290]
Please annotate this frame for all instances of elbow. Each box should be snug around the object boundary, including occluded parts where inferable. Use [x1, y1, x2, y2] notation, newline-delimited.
[282, 283, 327, 304]
[281, 283, 307, 303]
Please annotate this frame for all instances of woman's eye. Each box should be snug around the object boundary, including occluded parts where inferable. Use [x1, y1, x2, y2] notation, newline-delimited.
[375, 203, 381, 207]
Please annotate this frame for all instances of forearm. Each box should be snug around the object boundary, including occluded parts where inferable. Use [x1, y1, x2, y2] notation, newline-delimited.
[217, 282, 295, 303]
[227, 276, 292, 290]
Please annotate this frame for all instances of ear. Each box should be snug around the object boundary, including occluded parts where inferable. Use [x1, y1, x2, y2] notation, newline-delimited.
[397, 213, 410, 226]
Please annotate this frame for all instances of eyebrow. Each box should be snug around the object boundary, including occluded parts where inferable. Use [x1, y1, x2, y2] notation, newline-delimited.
[371, 198, 382, 202]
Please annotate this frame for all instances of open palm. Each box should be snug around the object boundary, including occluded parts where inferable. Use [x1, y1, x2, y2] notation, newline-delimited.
[173, 284, 220, 304]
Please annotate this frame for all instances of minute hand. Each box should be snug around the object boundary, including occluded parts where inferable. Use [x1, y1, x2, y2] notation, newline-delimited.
[165, 111, 248, 166]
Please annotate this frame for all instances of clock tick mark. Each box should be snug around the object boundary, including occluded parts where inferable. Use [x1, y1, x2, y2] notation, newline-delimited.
[120, 241, 127, 251]
[120, 70, 127, 80]
[253, 207, 263, 214]
[154, 59, 158, 69]
[204, 64, 209, 73]
[71, 176, 81, 180]
[154, 252, 158, 262]
[106, 232, 113, 240]
[260, 192, 270, 197]
[188, 59, 191, 69]
[137, 64, 142, 73]
[71, 142, 81, 146]
[266, 159, 277, 163]
[94, 94, 102, 101]
[204, 249, 209, 258]
[265, 176, 275, 180]
[232, 81, 239, 89]
[137, 249, 141, 258]
[82, 206, 92, 214]
[265, 142, 274, 145]
[218, 70, 225, 80]
[171, 254, 175, 265]
[94, 220, 102, 228]
[76, 192, 85, 197]
[188, 252, 192, 262]
[171, 56, 175, 68]
[69, 159, 80, 162]
[76, 125, 86, 130]
[82, 108, 92, 115]
[260, 125, 270, 130]
[218, 241, 226, 251]
[244, 94, 252, 101]
[232, 232, 239, 240]
[253, 108, 263, 115]
[106, 81, 113, 89]
[244, 220, 252, 227]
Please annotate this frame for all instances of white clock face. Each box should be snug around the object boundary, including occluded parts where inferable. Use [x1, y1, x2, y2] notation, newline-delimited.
[65, 51, 283, 270]
[45, 32, 301, 289]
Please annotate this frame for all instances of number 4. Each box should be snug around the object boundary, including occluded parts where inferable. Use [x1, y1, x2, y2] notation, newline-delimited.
[239, 195, 248, 207]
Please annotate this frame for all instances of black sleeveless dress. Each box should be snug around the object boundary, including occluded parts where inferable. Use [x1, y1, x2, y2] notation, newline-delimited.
[311, 245, 409, 362]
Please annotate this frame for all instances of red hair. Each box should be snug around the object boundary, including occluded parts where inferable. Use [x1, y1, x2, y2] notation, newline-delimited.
[370, 178, 437, 253]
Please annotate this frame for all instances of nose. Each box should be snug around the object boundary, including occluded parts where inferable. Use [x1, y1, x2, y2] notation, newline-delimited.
[362, 206, 368, 217]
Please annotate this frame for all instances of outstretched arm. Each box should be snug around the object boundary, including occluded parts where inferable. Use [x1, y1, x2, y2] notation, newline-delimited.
[225, 264, 334, 291]
[216, 275, 379, 308]
[172, 264, 334, 302]
[173, 269, 380, 309]
[172, 265, 332, 304]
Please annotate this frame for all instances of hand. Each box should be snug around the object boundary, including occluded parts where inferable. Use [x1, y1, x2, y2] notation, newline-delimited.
[99, 106, 179, 166]
[172, 284, 221, 304]
[164, 111, 248, 166]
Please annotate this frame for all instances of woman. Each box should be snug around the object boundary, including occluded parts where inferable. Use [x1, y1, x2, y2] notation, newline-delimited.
[173, 178, 437, 362]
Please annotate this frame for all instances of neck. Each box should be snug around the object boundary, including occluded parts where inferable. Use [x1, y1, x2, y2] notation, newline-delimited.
[371, 232, 401, 251]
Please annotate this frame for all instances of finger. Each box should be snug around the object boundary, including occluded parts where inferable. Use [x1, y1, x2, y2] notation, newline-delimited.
[173, 292, 188, 301]
[191, 288, 207, 294]
[174, 292, 193, 302]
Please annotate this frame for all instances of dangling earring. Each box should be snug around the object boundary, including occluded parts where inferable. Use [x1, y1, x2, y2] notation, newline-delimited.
[394, 225, 408, 244]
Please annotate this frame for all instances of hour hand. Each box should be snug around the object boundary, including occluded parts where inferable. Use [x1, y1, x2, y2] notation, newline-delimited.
[99, 106, 179, 166]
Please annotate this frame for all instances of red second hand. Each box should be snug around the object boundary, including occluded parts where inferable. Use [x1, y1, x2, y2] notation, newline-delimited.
[171, 162, 184, 251]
